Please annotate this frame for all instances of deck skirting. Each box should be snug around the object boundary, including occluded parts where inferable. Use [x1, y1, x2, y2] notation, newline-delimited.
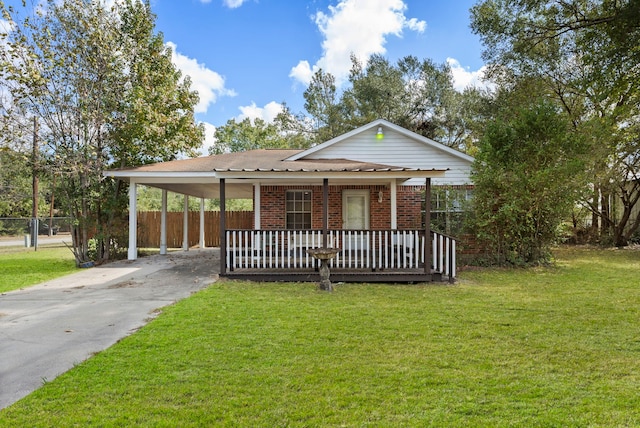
[223, 268, 447, 284]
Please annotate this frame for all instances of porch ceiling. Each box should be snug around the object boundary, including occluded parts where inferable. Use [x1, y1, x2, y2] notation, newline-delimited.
[144, 182, 254, 199]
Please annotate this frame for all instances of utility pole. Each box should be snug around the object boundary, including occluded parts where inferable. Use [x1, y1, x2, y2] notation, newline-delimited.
[49, 173, 56, 236]
[31, 116, 38, 250]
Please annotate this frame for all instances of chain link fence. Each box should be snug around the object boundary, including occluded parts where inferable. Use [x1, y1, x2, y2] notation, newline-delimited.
[0, 217, 72, 237]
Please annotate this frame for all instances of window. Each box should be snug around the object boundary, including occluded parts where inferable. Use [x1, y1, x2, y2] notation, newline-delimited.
[424, 188, 473, 235]
[286, 190, 312, 229]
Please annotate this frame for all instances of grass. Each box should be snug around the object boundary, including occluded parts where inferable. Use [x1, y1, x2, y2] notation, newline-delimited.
[1, 247, 639, 426]
[0, 245, 77, 293]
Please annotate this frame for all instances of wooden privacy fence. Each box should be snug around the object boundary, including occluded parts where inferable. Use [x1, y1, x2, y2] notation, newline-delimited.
[137, 211, 253, 248]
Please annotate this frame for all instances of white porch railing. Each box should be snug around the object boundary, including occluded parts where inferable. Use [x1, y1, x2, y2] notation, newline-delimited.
[225, 229, 456, 279]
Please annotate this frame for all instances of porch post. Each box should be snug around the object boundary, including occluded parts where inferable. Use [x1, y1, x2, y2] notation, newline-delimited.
[390, 180, 397, 229]
[183, 194, 189, 251]
[199, 198, 205, 249]
[127, 180, 137, 260]
[160, 189, 167, 255]
[220, 179, 226, 275]
[425, 178, 431, 275]
[254, 183, 261, 230]
[323, 178, 328, 248]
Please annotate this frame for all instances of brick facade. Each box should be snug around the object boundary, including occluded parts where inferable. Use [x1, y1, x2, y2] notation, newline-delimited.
[396, 186, 424, 229]
[257, 184, 425, 230]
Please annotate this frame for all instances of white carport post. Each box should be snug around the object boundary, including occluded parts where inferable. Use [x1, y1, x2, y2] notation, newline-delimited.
[219, 179, 226, 276]
[199, 198, 205, 249]
[128, 180, 138, 260]
[183, 194, 189, 251]
[160, 189, 167, 255]
[390, 179, 397, 230]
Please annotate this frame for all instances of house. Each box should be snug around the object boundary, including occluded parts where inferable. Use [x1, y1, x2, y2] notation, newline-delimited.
[106, 119, 474, 283]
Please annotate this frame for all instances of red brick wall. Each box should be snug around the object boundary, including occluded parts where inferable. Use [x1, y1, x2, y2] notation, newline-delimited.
[256, 184, 424, 230]
[371, 186, 391, 229]
[397, 186, 424, 229]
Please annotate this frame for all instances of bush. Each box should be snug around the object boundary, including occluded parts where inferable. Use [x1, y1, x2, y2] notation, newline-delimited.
[469, 96, 586, 266]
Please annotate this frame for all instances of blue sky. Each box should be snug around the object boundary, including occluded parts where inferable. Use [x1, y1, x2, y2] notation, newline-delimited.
[149, 0, 487, 153]
[2, 0, 487, 153]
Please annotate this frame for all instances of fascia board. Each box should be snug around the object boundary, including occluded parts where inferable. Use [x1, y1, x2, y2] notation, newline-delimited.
[103, 171, 219, 184]
[215, 170, 447, 180]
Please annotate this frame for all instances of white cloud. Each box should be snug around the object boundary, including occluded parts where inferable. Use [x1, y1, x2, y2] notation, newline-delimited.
[167, 42, 236, 114]
[222, 0, 247, 8]
[199, 121, 217, 156]
[236, 101, 284, 123]
[405, 17, 426, 32]
[289, 60, 315, 87]
[447, 57, 494, 92]
[290, 0, 426, 86]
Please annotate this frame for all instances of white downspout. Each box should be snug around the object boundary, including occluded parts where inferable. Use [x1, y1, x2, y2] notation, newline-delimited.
[160, 189, 167, 255]
[127, 180, 138, 260]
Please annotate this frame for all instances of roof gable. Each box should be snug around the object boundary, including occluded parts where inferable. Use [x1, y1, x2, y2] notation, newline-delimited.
[285, 119, 474, 185]
[286, 119, 474, 164]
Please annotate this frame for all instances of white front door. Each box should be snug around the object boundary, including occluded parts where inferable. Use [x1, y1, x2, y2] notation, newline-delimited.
[343, 190, 370, 229]
[342, 190, 370, 257]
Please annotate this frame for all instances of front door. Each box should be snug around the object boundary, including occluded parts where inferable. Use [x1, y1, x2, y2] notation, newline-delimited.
[343, 190, 370, 229]
[342, 190, 370, 258]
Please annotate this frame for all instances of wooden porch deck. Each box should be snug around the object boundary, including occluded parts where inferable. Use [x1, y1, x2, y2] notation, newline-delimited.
[222, 267, 444, 283]
[224, 268, 444, 283]
[222, 229, 457, 284]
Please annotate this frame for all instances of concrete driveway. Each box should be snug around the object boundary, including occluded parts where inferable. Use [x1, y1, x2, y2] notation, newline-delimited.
[0, 248, 219, 409]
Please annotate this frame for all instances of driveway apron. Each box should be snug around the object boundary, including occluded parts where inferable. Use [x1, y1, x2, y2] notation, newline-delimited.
[0, 249, 219, 409]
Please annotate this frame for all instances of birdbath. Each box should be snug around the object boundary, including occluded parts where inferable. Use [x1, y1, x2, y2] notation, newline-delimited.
[307, 247, 341, 291]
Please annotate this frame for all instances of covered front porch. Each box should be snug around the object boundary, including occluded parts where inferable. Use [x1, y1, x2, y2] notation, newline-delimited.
[119, 171, 457, 283]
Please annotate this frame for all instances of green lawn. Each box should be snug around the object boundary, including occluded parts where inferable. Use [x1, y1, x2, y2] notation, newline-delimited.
[0, 246, 77, 293]
[1, 247, 639, 426]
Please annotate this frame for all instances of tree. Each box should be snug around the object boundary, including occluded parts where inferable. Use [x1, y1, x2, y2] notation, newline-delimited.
[101, 0, 204, 260]
[470, 89, 586, 265]
[210, 111, 311, 155]
[211, 117, 285, 154]
[0, 0, 119, 261]
[110, 0, 203, 166]
[303, 69, 348, 144]
[301, 54, 482, 153]
[0, 0, 203, 264]
[0, 105, 48, 219]
[0, 147, 32, 217]
[471, 0, 640, 246]
[343, 54, 409, 128]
